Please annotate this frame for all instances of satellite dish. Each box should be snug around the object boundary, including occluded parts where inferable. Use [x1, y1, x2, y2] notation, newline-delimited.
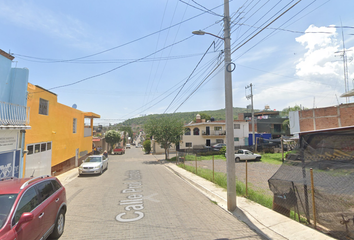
[72, 104, 77, 109]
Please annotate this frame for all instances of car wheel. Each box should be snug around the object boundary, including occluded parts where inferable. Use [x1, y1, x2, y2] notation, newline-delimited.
[100, 167, 103, 175]
[256, 157, 261, 161]
[50, 209, 65, 239]
[235, 157, 240, 162]
[106, 163, 108, 170]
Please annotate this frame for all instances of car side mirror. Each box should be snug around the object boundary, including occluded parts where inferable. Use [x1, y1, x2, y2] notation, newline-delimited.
[16, 212, 34, 231]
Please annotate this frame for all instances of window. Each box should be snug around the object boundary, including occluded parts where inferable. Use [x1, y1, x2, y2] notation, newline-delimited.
[193, 128, 199, 135]
[39, 98, 48, 115]
[36, 181, 55, 203]
[234, 124, 240, 129]
[41, 143, 46, 152]
[13, 188, 39, 224]
[35, 144, 40, 153]
[234, 137, 239, 141]
[73, 118, 77, 134]
[27, 145, 33, 155]
[185, 142, 192, 147]
[51, 180, 62, 192]
[216, 139, 224, 143]
[47, 142, 51, 150]
[184, 128, 191, 135]
[214, 126, 222, 131]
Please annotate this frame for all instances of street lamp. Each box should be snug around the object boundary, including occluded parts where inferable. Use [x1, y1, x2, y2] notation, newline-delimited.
[192, 0, 236, 211]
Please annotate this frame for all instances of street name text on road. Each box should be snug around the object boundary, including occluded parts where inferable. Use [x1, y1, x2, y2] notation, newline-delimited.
[116, 170, 145, 222]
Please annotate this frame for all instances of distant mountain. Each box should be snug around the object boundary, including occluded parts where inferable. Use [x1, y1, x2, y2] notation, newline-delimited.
[120, 107, 256, 127]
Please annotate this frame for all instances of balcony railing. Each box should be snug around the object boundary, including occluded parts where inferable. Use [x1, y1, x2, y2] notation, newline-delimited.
[201, 130, 226, 136]
[0, 101, 30, 125]
[84, 126, 92, 137]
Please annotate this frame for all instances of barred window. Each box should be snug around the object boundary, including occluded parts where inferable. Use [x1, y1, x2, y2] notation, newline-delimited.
[39, 98, 49, 115]
[234, 124, 240, 129]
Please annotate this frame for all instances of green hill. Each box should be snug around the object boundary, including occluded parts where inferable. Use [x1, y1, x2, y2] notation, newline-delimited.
[107, 107, 256, 132]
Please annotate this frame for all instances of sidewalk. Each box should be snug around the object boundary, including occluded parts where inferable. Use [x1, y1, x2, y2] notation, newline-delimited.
[164, 162, 334, 240]
[56, 167, 79, 186]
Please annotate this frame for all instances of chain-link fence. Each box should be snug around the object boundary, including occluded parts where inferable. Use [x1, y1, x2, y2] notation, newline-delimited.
[269, 129, 354, 240]
[177, 136, 354, 240]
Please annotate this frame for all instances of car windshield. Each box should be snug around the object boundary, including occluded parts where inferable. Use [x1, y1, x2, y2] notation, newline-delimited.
[84, 157, 102, 163]
[0, 194, 17, 229]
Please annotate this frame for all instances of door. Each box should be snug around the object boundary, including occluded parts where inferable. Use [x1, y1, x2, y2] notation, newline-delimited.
[206, 139, 211, 147]
[35, 180, 57, 238]
[13, 187, 41, 240]
[206, 126, 210, 135]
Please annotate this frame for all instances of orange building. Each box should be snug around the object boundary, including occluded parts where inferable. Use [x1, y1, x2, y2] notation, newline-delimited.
[24, 83, 100, 177]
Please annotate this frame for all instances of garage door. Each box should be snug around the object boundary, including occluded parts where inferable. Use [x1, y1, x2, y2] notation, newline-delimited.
[25, 142, 52, 177]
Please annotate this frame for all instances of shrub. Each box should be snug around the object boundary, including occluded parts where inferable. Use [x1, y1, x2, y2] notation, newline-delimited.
[143, 140, 151, 153]
[219, 146, 226, 155]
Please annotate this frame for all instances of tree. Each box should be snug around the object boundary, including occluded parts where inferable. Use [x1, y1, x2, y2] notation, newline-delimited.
[193, 113, 211, 122]
[143, 139, 151, 154]
[119, 126, 133, 146]
[281, 105, 306, 130]
[105, 130, 121, 153]
[144, 115, 184, 160]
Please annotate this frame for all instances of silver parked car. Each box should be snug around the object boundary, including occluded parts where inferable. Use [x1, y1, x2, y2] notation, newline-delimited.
[78, 155, 108, 176]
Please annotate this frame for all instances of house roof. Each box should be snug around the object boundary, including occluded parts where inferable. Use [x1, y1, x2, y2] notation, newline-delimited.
[0, 49, 14, 61]
[340, 89, 354, 97]
[184, 120, 247, 127]
[298, 126, 354, 135]
[84, 112, 100, 119]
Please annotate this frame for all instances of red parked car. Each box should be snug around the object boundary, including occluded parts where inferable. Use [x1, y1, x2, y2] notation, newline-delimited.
[0, 175, 67, 240]
[113, 146, 125, 155]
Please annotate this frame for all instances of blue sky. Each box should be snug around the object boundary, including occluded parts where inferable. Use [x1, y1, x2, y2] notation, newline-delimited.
[1, 0, 354, 125]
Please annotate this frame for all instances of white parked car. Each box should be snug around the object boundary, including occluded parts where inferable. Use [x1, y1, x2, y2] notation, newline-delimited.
[234, 149, 261, 162]
[126, 144, 131, 149]
[78, 155, 108, 176]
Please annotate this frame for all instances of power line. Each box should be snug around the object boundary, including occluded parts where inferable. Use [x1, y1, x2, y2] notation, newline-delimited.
[231, 0, 303, 56]
[119, 55, 221, 119]
[178, 0, 223, 17]
[164, 41, 217, 113]
[233, 0, 318, 61]
[12, 2, 226, 63]
[32, 35, 195, 93]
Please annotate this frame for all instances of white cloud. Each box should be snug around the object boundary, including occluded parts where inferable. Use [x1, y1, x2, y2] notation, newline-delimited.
[294, 25, 354, 91]
[0, 1, 89, 48]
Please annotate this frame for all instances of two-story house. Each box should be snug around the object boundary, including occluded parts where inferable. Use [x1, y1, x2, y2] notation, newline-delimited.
[239, 107, 290, 145]
[180, 114, 249, 150]
[24, 83, 100, 177]
[0, 49, 30, 179]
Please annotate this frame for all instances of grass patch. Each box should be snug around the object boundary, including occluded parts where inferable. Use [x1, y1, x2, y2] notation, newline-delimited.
[177, 154, 226, 161]
[178, 163, 273, 209]
[260, 152, 290, 165]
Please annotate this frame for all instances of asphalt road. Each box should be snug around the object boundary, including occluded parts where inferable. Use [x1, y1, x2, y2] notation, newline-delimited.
[60, 147, 266, 240]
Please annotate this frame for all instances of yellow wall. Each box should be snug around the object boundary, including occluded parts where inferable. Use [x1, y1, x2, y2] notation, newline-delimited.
[25, 83, 99, 169]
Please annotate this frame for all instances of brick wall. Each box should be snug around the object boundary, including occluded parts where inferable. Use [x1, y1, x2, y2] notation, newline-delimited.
[299, 103, 354, 132]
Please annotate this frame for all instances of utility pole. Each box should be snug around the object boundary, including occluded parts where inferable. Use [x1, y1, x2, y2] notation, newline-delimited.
[192, 0, 236, 211]
[246, 83, 255, 151]
[224, 0, 236, 211]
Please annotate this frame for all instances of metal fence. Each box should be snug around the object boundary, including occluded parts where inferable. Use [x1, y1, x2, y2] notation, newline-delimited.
[0, 101, 30, 125]
[176, 149, 353, 239]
